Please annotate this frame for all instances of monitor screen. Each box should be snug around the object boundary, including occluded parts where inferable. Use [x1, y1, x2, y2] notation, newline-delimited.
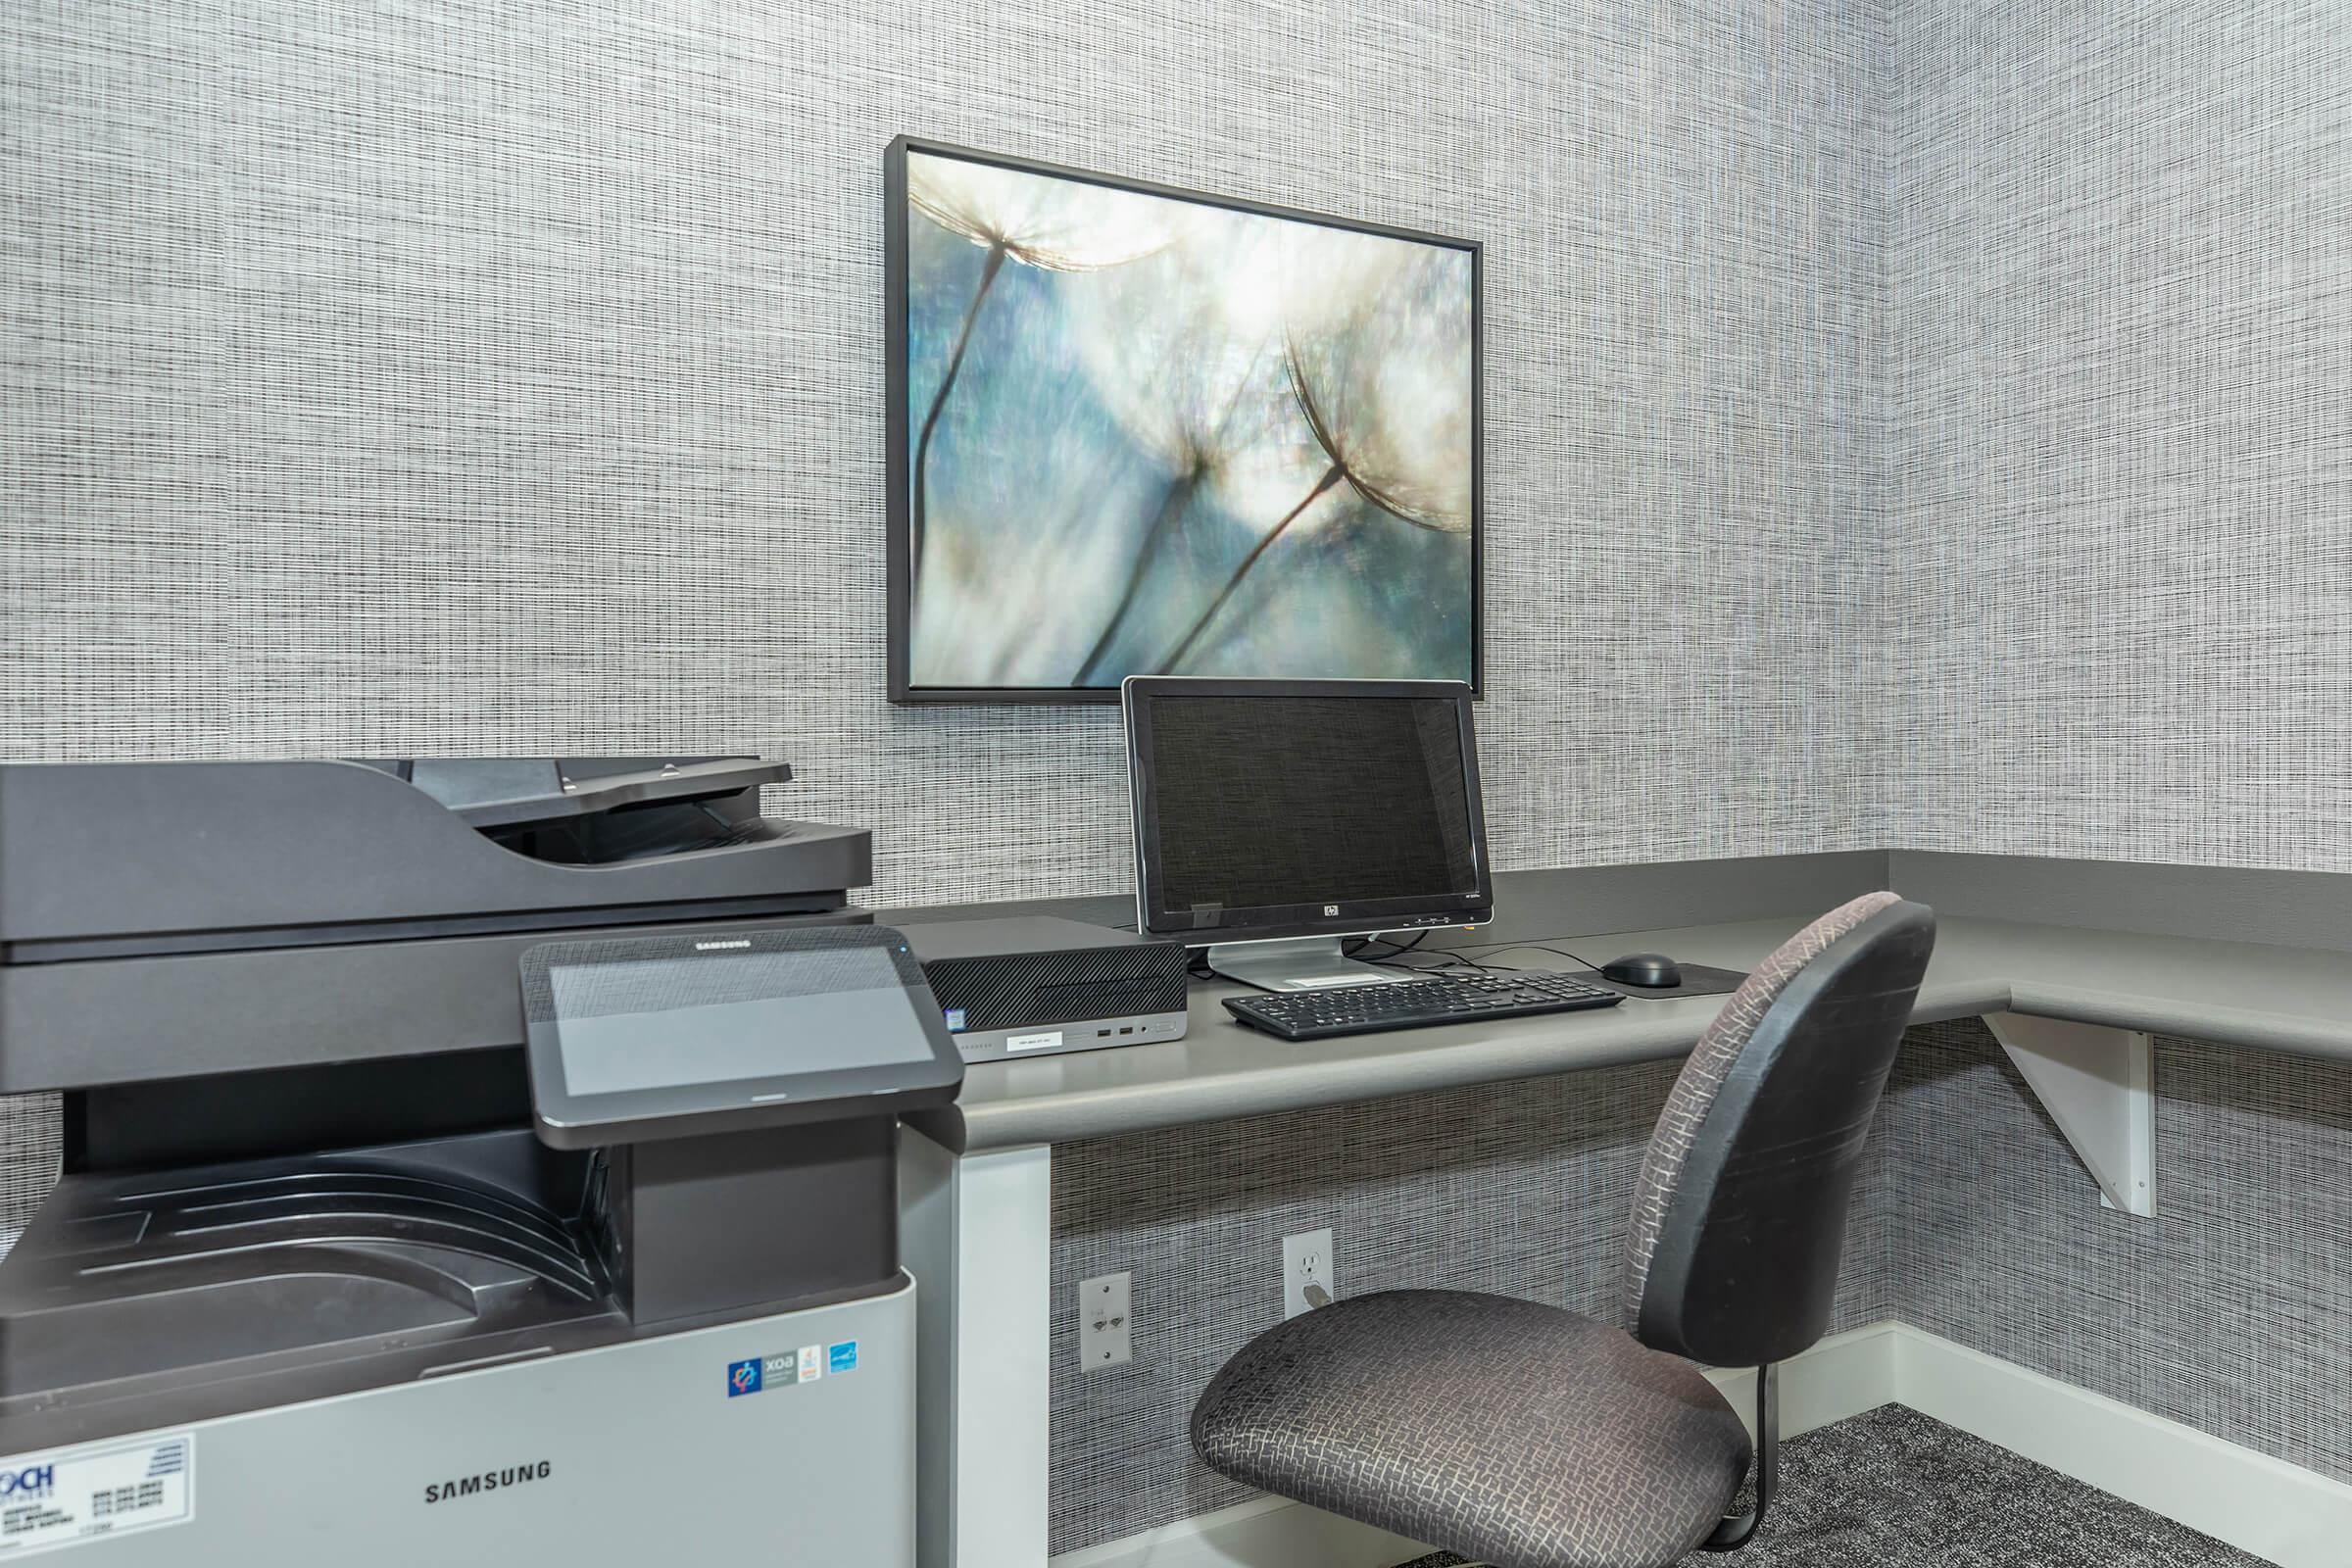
[546, 946, 940, 1098]
[1128, 680, 1489, 938]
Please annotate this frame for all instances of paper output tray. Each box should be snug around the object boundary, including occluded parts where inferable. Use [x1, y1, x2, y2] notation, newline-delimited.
[0, 1132, 624, 1446]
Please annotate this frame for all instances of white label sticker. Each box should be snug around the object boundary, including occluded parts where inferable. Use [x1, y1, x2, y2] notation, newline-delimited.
[0, 1434, 194, 1556]
[797, 1346, 824, 1382]
[1005, 1032, 1062, 1053]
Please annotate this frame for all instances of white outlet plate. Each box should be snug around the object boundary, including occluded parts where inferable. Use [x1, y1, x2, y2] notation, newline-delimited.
[1079, 1271, 1132, 1370]
[1282, 1228, 1333, 1318]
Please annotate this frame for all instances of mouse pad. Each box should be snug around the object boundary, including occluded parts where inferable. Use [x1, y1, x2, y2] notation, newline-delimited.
[1573, 962, 1748, 1001]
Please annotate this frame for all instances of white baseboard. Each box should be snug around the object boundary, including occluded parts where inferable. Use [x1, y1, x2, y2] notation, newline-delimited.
[1889, 1325, 2352, 1568]
[1702, 1319, 1899, 1441]
[1052, 1319, 2352, 1568]
[1047, 1493, 1424, 1568]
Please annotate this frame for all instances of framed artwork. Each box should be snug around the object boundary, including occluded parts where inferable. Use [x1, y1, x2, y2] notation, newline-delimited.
[886, 136, 1482, 704]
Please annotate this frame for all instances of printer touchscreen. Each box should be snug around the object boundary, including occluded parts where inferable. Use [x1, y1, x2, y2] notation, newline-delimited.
[521, 924, 963, 1147]
[548, 947, 937, 1096]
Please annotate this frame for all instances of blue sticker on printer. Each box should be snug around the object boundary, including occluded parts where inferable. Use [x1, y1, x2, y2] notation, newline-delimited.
[728, 1348, 853, 1395]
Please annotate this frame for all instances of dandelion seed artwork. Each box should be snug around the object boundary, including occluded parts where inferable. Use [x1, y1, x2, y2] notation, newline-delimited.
[885, 139, 1481, 703]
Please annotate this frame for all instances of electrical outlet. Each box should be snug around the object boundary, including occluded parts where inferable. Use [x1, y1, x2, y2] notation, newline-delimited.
[1078, 1271, 1132, 1370]
[1282, 1228, 1334, 1318]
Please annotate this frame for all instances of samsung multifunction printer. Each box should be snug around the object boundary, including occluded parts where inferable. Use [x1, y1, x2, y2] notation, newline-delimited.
[0, 758, 960, 1563]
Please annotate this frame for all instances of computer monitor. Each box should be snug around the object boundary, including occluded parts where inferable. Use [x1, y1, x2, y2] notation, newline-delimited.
[1123, 677, 1493, 991]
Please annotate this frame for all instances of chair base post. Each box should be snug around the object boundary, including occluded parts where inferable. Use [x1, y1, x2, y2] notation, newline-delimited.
[1701, 1362, 1779, 1552]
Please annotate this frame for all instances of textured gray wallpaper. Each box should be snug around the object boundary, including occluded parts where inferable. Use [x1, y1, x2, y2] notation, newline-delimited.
[7, 2, 2349, 1523]
[1048, 1018, 2352, 1552]
[0, 0, 1889, 1255]
[1885, 0, 2352, 872]
[1886, 1018, 2352, 1492]
[0, 0, 1890, 907]
[0, 1097, 56, 1255]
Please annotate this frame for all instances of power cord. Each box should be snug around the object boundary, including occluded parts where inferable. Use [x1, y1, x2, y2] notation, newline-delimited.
[1449, 941, 1612, 973]
[1346, 931, 1426, 962]
[1348, 931, 1487, 973]
[1189, 931, 1592, 984]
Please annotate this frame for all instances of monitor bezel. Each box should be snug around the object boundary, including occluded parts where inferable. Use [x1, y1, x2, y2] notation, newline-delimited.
[1123, 676, 1494, 947]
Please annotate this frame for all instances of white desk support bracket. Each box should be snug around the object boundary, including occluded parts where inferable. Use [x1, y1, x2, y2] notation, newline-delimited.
[1984, 1011, 2156, 1217]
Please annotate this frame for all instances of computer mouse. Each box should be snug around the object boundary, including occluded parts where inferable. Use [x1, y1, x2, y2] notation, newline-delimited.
[1601, 953, 1684, 989]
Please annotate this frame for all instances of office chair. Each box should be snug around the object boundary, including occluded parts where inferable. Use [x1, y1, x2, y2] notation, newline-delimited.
[1191, 892, 1936, 1568]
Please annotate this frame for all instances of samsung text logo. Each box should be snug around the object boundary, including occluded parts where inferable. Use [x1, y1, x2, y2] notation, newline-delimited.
[696, 939, 754, 951]
[423, 1460, 551, 1504]
[0, 1465, 54, 1499]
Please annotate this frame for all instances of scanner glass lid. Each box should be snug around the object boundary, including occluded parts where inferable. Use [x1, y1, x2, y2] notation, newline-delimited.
[521, 925, 961, 1147]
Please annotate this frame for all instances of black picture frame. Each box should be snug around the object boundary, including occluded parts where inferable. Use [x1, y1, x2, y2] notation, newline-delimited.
[885, 135, 1485, 706]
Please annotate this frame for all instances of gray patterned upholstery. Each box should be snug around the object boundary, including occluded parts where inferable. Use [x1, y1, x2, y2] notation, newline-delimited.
[1620, 891, 1900, 1324]
[1192, 895, 1923, 1565]
[1190, 1290, 1749, 1568]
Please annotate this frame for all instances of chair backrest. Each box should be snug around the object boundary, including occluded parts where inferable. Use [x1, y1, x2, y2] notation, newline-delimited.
[1622, 892, 1935, 1368]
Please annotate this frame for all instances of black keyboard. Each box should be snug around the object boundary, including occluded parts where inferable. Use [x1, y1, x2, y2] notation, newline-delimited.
[1223, 968, 1623, 1041]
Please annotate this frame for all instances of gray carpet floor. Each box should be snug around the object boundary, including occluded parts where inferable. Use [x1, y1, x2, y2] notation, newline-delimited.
[1394, 1403, 2265, 1567]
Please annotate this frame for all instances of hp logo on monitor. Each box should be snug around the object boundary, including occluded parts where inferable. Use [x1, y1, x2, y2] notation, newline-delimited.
[1323, 905, 1340, 917]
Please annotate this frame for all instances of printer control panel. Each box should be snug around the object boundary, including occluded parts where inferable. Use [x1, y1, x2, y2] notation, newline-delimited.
[520, 925, 963, 1149]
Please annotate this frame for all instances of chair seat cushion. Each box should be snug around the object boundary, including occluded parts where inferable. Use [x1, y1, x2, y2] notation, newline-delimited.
[1191, 1290, 1750, 1568]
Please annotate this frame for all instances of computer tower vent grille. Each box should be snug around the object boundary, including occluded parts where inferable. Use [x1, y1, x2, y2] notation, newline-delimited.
[921, 947, 1188, 1032]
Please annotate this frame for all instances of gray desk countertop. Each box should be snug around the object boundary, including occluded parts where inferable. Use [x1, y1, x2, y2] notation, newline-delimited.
[910, 915, 2352, 1154]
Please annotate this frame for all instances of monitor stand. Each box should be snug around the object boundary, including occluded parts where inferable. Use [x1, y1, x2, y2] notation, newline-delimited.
[1203, 937, 1417, 993]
